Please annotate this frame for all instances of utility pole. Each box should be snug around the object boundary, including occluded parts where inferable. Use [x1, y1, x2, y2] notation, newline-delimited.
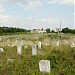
[60, 20, 61, 38]
[59, 20, 61, 50]
[60, 20, 61, 32]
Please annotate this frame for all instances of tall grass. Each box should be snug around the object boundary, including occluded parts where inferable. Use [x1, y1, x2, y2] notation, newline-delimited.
[0, 33, 75, 75]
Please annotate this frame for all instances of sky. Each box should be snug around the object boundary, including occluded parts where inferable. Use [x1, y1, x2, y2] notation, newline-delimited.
[0, 0, 74, 30]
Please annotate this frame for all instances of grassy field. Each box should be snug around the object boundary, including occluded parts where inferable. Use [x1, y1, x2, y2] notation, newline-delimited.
[0, 33, 75, 75]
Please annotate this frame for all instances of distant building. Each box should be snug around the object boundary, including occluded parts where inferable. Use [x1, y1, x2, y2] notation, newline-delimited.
[31, 29, 46, 33]
[55, 28, 61, 32]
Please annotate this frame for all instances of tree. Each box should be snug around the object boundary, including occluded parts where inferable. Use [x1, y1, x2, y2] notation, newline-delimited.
[46, 28, 50, 33]
[0, 26, 30, 34]
[62, 27, 71, 33]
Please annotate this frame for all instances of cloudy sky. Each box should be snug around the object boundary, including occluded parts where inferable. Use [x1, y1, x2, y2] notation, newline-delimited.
[0, 0, 74, 30]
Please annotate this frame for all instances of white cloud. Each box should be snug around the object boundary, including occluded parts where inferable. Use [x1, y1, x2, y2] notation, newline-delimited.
[0, 15, 23, 24]
[0, 4, 4, 13]
[48, 0, 74, 5]
[0, 15, 73, 29]
[0, 15, 10, 23]
[17, 0, 42, 9]
[0, 0, 42, 9]
[0, 0, 20, 3]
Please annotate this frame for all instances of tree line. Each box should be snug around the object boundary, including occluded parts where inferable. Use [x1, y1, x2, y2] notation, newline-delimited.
[0, 26, 30, 33]
[46, 27, 75, 34]
[0, 26, 75, 34]
[62, 27, 75, 34]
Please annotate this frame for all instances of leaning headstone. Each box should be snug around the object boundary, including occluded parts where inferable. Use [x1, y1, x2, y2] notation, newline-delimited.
[21, 40, 23, 45]
[17, 43, 22, 55]
[7, 44, 10, 46]
[0, 48, 4, 52]
[45, 42, 49, 46]
[39, 60, 50, 73]
[56, 41, 59, 46]
[7, 59, 14, 64]
[24, 46, 28, 49]
[7, 39, 9, 42]
[32, 45, 37, 55]
[15, 39, 18, 45]
[71, 42, 74, 48]
[21, 37, 22, 39]
[38, 42, 42, 49]
[64, 40, 68, 44]
[0, 38, 2, 41]
[11, 44, 14, 47]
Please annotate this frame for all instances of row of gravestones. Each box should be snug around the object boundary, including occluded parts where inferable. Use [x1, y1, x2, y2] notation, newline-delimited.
[17, 41, 41, 55]
[0, 41, 75, 73]
[0, 41, 75, 54]
[56, 41, 75, 47]
[6, 59, 50, 73]
[0, 41, 51, 73]
[0, 41, 75, 55]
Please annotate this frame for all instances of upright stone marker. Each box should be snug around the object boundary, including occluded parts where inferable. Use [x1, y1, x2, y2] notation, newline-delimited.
[38, 42, 42, 49]
[7, 59, 14, 64]
[21, 40, 23, 46]
[0, 48, 4, 52]
[24, 46, 28, 49]
[32, 45, 37, 55]
[39, 60, 50, 73]
[56, 41, 59, 46]
[15, 39, 18, 45]
[17, 43, 22, 55]
[64, 40, 68, 44]
[71, 42, 74, 48]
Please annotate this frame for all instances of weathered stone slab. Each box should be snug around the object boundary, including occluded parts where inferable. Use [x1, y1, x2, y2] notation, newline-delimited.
[56, 41, 59, 46]
[17, 43, 22, 55]
[71, 42, 74, 47]
[32, 45, 37, 55]
[0, 48, 4, 52]
[39, 60, 50, 73]
[38, 42, 42, 49]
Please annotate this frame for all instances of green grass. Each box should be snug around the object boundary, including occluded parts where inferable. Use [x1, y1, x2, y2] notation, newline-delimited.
[0, 34, 75, 75]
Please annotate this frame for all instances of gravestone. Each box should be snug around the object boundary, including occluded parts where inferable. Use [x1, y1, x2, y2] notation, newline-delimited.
[24, 46, 28, 49]
[64, 40, 68, 44]
[17, 43, 22, 55]
[0, 38, 2, 41]
[0, 48, 4, 52]
[11, 44, 14, 47]
[39, 60, 50, 73]
[7, 44, 10, 46]
[38, 42, 42, 49]
[32, 45, 37, 55]
[56, 41, 59, 46]
[21, 40, 23, 45]
[7, 59, 14, 64]
[71, 42, 74, 48]
[45, 42, 49, 46]
[7, 39, 9, 42]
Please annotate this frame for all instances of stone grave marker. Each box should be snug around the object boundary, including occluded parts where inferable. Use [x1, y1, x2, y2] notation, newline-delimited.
[32, 45, 37, 55]
[64, 40, 68, 44]
[38, 42, 42, 49]
[39, 60, 50, 73]
[56, 41, 59, 46]
[17, 43, 22, 55]
[15, 39, 18, 45]
[24, 46, 28, 49]
[71, 42, 74, 48]
[45, 42, 49, 46]
[11, 44, 14, 47]
[0, 38, 2, 41]
[7, 59, 14, 64]
[21, 40, 23, 45]
[0, 48, 4, 52]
